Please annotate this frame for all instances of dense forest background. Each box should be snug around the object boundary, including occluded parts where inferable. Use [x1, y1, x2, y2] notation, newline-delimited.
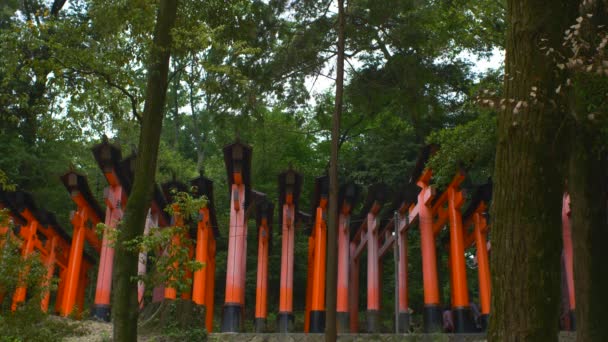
[0, 0, 505, 332]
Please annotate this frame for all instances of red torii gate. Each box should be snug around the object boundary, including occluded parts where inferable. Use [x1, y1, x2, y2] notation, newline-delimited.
[191, 175, 219, 333]
[277, 167, 303, 333]
[349, 183, 389, 333]
[221, 140, 252, 332]
[59, 170, 104, 317]
[91, 138, 128, 320]
[253, 192, 273, 333]
[0, 191, 81, 313]
[460, 183, 492, 331]
[336, 182, 359, 332]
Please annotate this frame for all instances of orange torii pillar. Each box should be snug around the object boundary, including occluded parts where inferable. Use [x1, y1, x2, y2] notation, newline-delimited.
[60, 205, 90, 316]
[336, 183, 358, 332]
[59, 171, 103, 317]
[11, 216, 39, 310]
[366, 200, 383, 333]
[277, 167, 303, 333]
[309, 176, 329, 333]
[417, 169, 442, 332]
[396, 202, 412, 333]
[221, 141, 252, 332]
[562, 193, 575, 330]
[137, 209, 158, 307]
[473, 205, 491, 330]
[191, 175, 219, 332]
[92, 138, 126, 321]
[40, 235, 58, 312]
[446, 173, 476, 332]
[254, 195, 273, 333]
[461, 183, 492, 331]
[348, 241, 359, 332]
[304, 234, 314, 333]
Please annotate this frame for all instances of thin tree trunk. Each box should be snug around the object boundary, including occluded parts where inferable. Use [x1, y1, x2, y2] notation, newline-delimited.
[112, 1, 178, 341]
[325, 0, 345, 340]
[568, 2, 608, 340]
[488, 0, 577, 341]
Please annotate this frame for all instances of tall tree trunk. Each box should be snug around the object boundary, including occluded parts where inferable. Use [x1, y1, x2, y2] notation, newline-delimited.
[568, 1, 608, 340]
[112, 1, 178, 341]
[489, 1, 577, 341]
[325, 0, 345, 341]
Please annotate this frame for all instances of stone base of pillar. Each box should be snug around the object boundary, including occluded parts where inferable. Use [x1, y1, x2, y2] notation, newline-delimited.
[91, 304, 111, 322]
[366, 309, 379, 333]
[254, 318, 266, 333]
[479, 314, 489, 331]
[277, 312, 294, 333]
[423, 304, 442, 333]
[398, 311, 410, 333]
[568, 310, 576, 331]
[309, 310, 325, 333]
[453, 306, 476, 333]
[221, 303, 242, 332]
[337, 311, 350, 333]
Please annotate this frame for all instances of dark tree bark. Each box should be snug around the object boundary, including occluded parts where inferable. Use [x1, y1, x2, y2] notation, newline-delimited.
[489, 0, 577, 341]
[325, 0, 345, 341]
[568, 1, 608, 340]
[112, 1, 178, 341]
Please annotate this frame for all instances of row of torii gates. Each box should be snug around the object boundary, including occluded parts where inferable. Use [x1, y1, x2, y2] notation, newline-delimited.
[0, 141, 576, 334]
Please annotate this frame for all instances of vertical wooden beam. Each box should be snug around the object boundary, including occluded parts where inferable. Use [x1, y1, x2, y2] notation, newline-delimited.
[418, 173, 442, 332]
[137, 210, 155, 308]
[11, 220, 38, 310]
[336, 210, 351, 332]
[254, 218, 269, 332]
[192, 208, 210, 306]
[474, 210, 491, 331]
[348, 241, 359, 332]
[310, 200, 328, 333]
[41, 236, 57, 312]
[304, 234, 314, 333]
[561, 193, 575, 330]
[366, 212, 380, 333]
[205, 237, 216, 332]
[397, 215, 410, 333]
[60, 209, 86, 316]
[448, 186, 474, 332]
[93, 185, 123, 321]
[278, 202, 295, 332]
[221, 183, 246, 332]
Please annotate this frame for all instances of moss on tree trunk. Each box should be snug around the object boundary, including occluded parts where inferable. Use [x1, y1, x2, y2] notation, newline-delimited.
[488, 0, 577, 341]
[112, 1, 179, 341]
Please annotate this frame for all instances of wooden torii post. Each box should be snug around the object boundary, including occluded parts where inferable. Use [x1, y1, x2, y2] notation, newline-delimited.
[336, 182, 359, 332]
[251, 191, 272, 333]
[191, 175, 219, 333]
[120, 153, 170, 305]
[277, 167, 303, 333]
[561, 192, 575, 330]
[376, 183, 419, 333]
[427, 171, 476, 333]
[348, 183, 388, 333]
[461, 183, 492, 331]
[7, 192, 42, 311]
[1, 192, 74, 312]
[91, 137, 129, 321]
[162, 180, 192, 300]
[221, 140, 252, 332]
[59, 170, 104, 317]
[306, 176, 329, 333]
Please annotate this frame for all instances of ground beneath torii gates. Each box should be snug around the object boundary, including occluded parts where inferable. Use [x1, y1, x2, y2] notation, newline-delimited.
[62, 319, 577, 342]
